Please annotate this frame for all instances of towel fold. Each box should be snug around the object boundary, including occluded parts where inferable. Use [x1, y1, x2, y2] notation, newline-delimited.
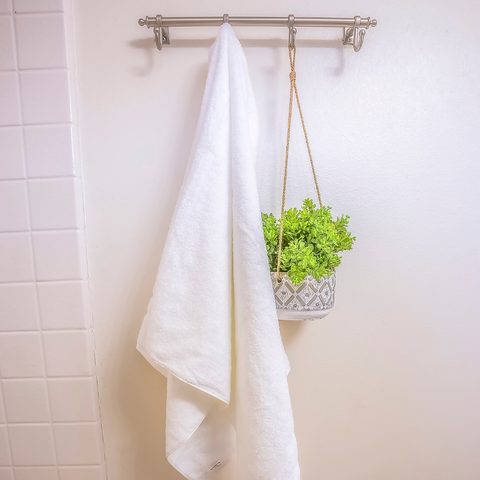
[137, 23, 300, 480]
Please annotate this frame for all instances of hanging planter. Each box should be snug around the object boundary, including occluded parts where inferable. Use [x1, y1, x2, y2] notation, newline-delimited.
[271, 272, 336, 321]
[263, 200, 354, 321]
[262, 43, 355, 321]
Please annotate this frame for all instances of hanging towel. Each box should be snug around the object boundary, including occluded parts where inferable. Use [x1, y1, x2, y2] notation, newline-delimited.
[137, 23, 300, 480]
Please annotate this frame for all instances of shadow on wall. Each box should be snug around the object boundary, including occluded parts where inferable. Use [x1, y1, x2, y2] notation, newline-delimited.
[129, 37, 345, 77]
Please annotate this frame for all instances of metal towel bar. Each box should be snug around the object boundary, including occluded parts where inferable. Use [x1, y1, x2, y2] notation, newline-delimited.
[137, 14, 377, 52]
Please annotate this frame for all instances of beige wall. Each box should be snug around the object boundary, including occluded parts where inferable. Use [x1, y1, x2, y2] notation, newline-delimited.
[73, 0, 480, 479]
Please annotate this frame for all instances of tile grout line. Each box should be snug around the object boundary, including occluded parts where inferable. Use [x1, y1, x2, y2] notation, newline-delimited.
[0, 279, 85, 286]
[1, 420, 101, 426]
[0, 228, 81, 235]
[0, 381, 13, 466]
[2, 4, 20, 471]
[1, 375, 95, 380]
[0, 175, 77, 183]
[12, 6, 61, 476]
[0, 328, 91, 334]
[2, 4, 20, 470]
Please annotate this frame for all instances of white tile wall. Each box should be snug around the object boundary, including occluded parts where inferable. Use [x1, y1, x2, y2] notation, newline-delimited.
[0, 385, 5, 423]
[0, 127, 25, 179]
[53, 422, 103, 465]
[0, 468, 14, 480]
[0, 332, 45, 378]
[2, 379, 50, 422]
[14, 0, 65, 14]
[0, 73, 21, 125]
[58, 466, 104, 480]
[8, 424, 56, 465]
[0, 233, 34, 282]
[0, 0, 13, 14]
[0, 17, 16, 71]
[0, 0, 105, 477]
[43, 331, 94, 377]
[15, 14, 68, 70]
[37, 281, 88, 330]
[19, 70, 72, 124]
[48, 378, 98, 422]
[32, 230, 86, 280]
[14, 467, 58, 480]
[24, 125, 75, 178]
[0, 426, 11, 465]
[0, 283, 39, 331]
[0, 181, 29, 232]
[29, 178, 80, 230]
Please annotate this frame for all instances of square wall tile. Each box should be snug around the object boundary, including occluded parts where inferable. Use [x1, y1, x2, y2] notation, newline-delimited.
[0, 128, 25, 180]
[53, 423, 102, 465]
[0, 385, 4, 423]
[0, 468, 13, 480]
[37, 281, 88, 330]
[0, 73, 21, 126]
[29, 178, 79, 230]
[24, 125, 74, 178]
[58, 466, 104, 480]
[14, 0, 65, 13]
[15, 14, 68, 70]
[0, 233, 34, 283]
[0, 426, 11, 465]
[43, 330, 94, 377]
[0, 283, 39, 331]
[19, 71, 71, 125]
[0, 332, 44, 378]
[0, 17, 16, 71]
[0, 0, 12, 13]
[2, 379, 50, 423]
[0, 181, 29, 232]
[32, 231, 86, 281]
[8, 424, 55, 466]
[13, 467, 57, 480]
[48, 377, 98, 422]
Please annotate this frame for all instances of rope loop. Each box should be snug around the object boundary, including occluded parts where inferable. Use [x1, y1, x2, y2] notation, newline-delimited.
[275, 45, 323, 281]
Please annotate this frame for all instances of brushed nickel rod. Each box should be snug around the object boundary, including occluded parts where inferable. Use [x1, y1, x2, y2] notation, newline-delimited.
[140, 16, 376, 28]
[138, 14, 378, 52]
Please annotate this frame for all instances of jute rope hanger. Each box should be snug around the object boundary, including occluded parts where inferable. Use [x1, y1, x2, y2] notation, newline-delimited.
[276, 44, 323, 281]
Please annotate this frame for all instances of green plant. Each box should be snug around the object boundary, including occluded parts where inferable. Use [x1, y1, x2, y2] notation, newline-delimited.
[262, 198, 355, 284]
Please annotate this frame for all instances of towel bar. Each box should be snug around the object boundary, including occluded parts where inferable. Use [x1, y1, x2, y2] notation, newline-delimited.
[137, 14, 377, 52]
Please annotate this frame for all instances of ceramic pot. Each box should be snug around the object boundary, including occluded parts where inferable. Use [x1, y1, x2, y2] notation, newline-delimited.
[271, 272, 336, 321]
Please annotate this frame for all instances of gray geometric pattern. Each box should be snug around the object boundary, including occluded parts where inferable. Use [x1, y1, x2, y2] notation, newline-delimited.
[271, 272, 336, 312]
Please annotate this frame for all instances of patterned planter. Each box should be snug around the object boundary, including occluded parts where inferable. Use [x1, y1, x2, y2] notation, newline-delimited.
[271, 272, 336, 321]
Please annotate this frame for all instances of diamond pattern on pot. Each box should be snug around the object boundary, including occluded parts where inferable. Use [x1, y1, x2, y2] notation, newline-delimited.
[271, 272, 336, 312]
[273, 280, 295, 307]
[319, 281, 334, 308]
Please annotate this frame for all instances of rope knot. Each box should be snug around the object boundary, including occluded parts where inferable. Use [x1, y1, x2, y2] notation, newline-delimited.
[289, 71, 296, 82]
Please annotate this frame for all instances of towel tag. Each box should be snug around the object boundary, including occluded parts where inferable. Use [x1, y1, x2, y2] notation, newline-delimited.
[207, 461, 222, 472]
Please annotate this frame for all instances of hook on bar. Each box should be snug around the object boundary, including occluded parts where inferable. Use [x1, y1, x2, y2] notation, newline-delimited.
[342, 15, 375, 52]
[223, 14, 230, 24]
[288, 14, 296, 49]
[138, 14, 170, 50]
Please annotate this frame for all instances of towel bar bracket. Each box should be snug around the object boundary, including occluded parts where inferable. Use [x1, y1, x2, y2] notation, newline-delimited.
[138, 14, 377, 52]
[139, 15, 170, 50]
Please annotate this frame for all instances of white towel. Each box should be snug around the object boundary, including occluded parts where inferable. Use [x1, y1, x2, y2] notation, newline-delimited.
[137, 24, 300, 480]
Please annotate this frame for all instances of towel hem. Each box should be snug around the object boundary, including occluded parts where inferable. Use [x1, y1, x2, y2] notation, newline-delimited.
[136, 343, 231, 405]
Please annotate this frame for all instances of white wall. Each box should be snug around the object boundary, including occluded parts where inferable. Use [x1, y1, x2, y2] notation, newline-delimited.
[0, 1, 105, 479]
[73, 0, 480, 479]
